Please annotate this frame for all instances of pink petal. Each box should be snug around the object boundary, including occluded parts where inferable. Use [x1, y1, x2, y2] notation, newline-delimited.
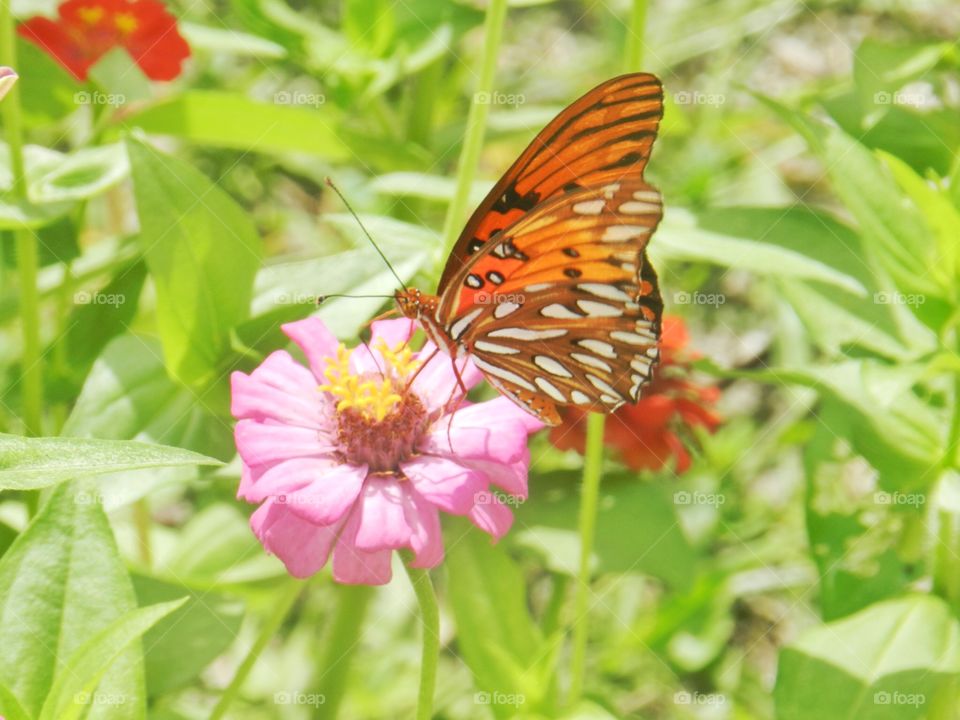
[282, 317, 340, 382]
[235, 419, 336, 469]
[469, 496, 515, 540]
[462, 457, 530, 498]
[411, 343, 483, 412]
[371, 318, 417, 349]
[400, 455, 487, 514]
[420, 396, 537, 465]
[230, 351, 326, 427]
[405, 492, 444, 568]
[333, 509, 394, 584]
[282, 462, 367, 526]
[250, 498, 340, 578]
[351, 477, 413, 551]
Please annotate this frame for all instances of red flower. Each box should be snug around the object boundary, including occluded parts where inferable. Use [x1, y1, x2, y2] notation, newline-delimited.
[550, 316, 722, 473]
[18, 0, 190, 81]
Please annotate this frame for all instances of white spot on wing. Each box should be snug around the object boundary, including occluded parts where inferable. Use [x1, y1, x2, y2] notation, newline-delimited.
[586, 374, 622, 399]
[601, 183, 621, 198]
[577, 300, 622, 317]
[524, 282, 552, 292]
[571, 390, 591, 405]
[535, 377, 566, 402]
[493, 301, 520, 319]
[601, 225, 647, 242]
[610, 329, 656, 345]
[577, 339, 617, 358]
[473, 356, 536, 391]
[619, 200, 660, 215]
[489, 327, 567, 340]
[541, 303, 581, 319]
[571, 352, 612, 372]
[572, 199, 605, 215]
[633, 189, 661, 204]
[534, 355, 573, 378]
[449, 307, 484, 340]
[578, 283, 632, 302]
[474, 340, 520, 355]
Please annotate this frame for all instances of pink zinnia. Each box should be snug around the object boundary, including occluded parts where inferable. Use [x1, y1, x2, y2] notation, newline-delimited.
[231, 317, 542, 585]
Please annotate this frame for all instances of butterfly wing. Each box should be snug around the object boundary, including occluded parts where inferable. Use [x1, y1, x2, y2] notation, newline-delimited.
[436, 180, 663, 425]
[438, 72, 663, 295]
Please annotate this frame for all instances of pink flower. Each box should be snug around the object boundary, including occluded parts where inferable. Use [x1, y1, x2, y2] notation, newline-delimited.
[231, 317, 543, 585]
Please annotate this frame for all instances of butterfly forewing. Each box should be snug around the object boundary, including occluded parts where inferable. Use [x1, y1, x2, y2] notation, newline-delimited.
[438, 73, 663, 292]
[438, 180, 663, 425]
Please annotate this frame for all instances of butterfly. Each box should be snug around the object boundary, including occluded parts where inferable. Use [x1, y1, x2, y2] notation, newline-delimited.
[395, 73, 664, 426]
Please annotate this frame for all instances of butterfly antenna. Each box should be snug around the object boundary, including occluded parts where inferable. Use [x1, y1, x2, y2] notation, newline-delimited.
[325, 178, 408, 291]
[316, 293, 394, 304]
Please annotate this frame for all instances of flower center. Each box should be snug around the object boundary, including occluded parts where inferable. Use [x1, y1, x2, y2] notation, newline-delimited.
[319, 341, 428, 472]
[77, 6, 105, 24]
[114, 12, 139, 34]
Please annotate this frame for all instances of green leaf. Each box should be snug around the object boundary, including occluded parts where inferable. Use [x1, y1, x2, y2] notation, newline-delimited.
[0, 433, 220, 491]
[853, 39, 949, 127]
[127, 136, 262, 387]
[121, 91, 350, 159]
[132, 574, 244, 696]
[180, 21, 287, 58]
[513, 472, 698, 591]
[14, 36, 77, 125]
[63, 333, 235, 461]
[29, 143, 130, 203]
[652, 206, 866, 296]
[775, 595, 960, 720]
[47, 259, 147, 400]
[0, 682, 32, 720]
[696, 206, 932, 358]
[38, 598, 187, 720]
[446, 520, 555, 716]
[756, 95, 951, 327]
[0, 483, 149, 718]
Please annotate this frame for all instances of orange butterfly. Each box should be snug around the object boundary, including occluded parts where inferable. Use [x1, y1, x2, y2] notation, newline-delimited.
[396, 73, 664, 425]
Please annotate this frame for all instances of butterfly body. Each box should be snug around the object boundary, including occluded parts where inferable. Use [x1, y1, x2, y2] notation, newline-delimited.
[396, 73, 665, 426]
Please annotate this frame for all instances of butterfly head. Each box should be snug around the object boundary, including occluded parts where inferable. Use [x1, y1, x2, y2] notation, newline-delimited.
[395, 288, 439, 320]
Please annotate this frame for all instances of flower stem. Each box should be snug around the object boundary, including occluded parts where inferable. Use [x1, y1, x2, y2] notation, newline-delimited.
[624, 0, 650, 70]
[0, 6, 42, 437]
[209, 579, 304, 720]
[404, 563, 440, 720]
[568, 412, 606, 705]
[438, 0, 508, 261]
[313, 583, 373, 719]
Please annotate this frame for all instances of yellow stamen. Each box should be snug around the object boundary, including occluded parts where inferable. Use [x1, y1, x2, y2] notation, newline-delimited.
[318, 341, 421, 423]
[77, 6, 104, 24]
[114, 12, 138, 34]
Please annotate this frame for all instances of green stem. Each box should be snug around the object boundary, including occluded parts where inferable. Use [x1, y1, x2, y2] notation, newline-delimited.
[133, 498, 152, 568]
[404, 563, 440, 720]
[312, 584, 374, 719]
[623, 0, 650, 71]
[0, 9, 42, 437]
[438, 0, 508, 262]
[567, 413, 606, 706]
[209, 579, 304, 720]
